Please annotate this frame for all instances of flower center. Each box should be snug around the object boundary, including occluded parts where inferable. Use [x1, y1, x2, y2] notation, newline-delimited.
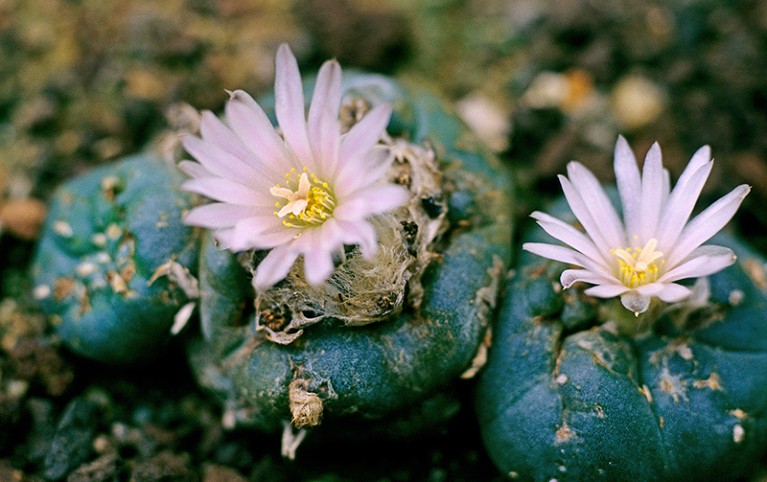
[270, 168, 336, 228]
[611, 238, 665, 289]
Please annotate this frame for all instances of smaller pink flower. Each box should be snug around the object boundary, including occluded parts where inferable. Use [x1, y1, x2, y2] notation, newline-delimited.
[524, 136, 750, 315]
[179, 44, 409, 290]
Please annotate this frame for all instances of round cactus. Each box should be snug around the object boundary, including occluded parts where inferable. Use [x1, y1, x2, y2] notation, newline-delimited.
[188, 73, 514, 433]
[476, 199, 767, 481]
[31, 154, 199, 364]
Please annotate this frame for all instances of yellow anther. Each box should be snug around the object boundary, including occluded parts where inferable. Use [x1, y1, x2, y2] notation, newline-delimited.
[270, 169, 336, 228]
[613, 237, 664, 288]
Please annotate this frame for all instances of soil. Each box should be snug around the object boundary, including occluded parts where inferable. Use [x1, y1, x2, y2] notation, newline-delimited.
[2, 1, 767, 480]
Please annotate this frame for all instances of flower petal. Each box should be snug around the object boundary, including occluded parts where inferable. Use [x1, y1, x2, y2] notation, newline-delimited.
[660, 168, 670, 210]
[560, 269, 615, 288]
[558, 174, 613, 254]
[253, 246, 300, 290]
[656, 159, 713, 250]
[634, 283, 666, 296]
[334, 184, 409, 221]
[620, 292, 651, 314]
[531, 211, 611, 269]
[335, 145, 393, 197]
[184, 203, 258, 228]
[308, 59, 342, 177]
[585, 283, 630, 298]
[338, 219, 378, 260]
[660, 245, 736, 282]
[182, 135, 267, 189]
[275, 44, 315, 171]
[566, 161, 625, 249]
[337, 103, 392, 177]
[674, 144, 711, 192]
[523, 243, 612, 277]
[178, 160, 210, 179]
[182, 178, 270, 206]
[614, 135, 642, 237]
[228, 217, 297, 250]
[199, 110, 269, 174]
[655, 283, 692, 303]
[638, 142, 664, 241]
[304, 246, 335, 286]
[225, 90, 293, 175]
[666, 185, 750, 266]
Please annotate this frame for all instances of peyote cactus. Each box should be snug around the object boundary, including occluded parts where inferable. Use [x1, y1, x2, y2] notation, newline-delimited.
[477, 194, 767, 481]
[187, 71, 513, 435]
[30, 62, 514, 437]
[31, 155, 199, 364]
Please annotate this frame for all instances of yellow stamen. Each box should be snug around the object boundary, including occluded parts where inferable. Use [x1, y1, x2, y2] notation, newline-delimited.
[270, 169, 336, 228]
[611, 237, 664, 289]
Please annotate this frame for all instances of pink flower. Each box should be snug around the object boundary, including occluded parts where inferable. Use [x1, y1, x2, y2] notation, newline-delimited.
[524, 136, 750, 314]
[180, 44, 409, 289]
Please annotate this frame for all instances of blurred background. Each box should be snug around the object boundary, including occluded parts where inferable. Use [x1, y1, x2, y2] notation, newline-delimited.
[1, 0, 767, 480]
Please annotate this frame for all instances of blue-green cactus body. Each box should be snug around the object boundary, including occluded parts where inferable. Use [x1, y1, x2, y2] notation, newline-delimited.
[189, 74, 513, 432]
[477, 206, 767, 480]
[32, 154, 199, 364]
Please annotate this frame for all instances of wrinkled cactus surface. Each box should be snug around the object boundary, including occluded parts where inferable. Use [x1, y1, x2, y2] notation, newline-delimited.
[189, 73, 513, 432]
[477, 200, 767, 481]
[32, 154, 199, 364]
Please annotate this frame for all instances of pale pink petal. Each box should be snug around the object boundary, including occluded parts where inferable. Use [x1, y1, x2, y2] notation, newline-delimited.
[531, 211, 611, 269]
[638, 142, 664, 241]
[660, 245, 736, 282]
[566, 161, 625, 249]
[198, 110, 266, 173]
[336, 103, 392, 177]
[228, 215, 295, 247]
[182, 178, 271, 206]
[274, 44, 315, 171]
[307, 59, 342, 177]
[560, 269, 616, 288]
[672, 145, 711, 192]
[184, 203, 258, 228]
[666, 185, 750, 266]
[656, 160, 713, 250]
[620, 292, 651, 313]
[558, 175, 613, 254]
[585, 284, 630, 298]
[211, 228, 236, 249]
[304, 245, 335, 286]
[614, 136, 641, 237]
[182, 135, 267, 189]
[178, 160, 210, 179]
[523, 242, 582, 266]
[338, 220, 378, 260]
[655, 283, 692, 302]
[335, 146, 392, 197]
[218, 218, 278, 251]
[660, 168, 670, 210]
[634, 283, 666, 296]
[523, 243, 612, 277]
[334, 184, 409, 221]
[225, 90, 293, 174]
[237, 228, 297, 251]
[253, 246, 300, 290]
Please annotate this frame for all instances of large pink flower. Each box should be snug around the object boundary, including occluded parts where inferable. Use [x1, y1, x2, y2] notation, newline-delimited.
[180, 44, 409, 289]
[524, 136, 750, 314]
